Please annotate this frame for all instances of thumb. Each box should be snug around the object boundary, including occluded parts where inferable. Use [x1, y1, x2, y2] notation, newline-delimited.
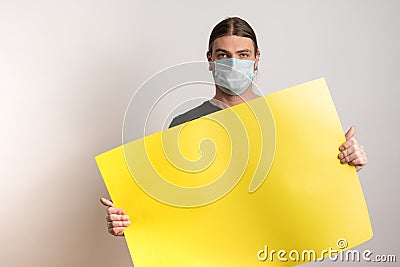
[100, 197, 114, 208]
[345, 125, 356, 140]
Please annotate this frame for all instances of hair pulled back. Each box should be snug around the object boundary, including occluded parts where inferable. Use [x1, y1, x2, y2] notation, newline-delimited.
[208, 17, 258, 55]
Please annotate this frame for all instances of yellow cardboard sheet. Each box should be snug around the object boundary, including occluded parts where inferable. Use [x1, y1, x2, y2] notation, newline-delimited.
[96, 78, 372, 266]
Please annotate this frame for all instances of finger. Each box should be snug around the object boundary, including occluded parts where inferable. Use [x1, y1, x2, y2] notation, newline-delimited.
[345, 125, 356, 140]
[338, 146, 356, 159]
[100, 198, 114, 208]
[340, 151, 363, 164]
[108, 227, 126, 236]
[116, 208, 126, 215]
[106, 207, 119, 215]
[108, 220, 131, 228]
[107, 207, 126, 215]
[339, 137, 359, 151]
[347, 149, 367, 165]
[107, 214, 130, 222]
[348, 156, 367, 167]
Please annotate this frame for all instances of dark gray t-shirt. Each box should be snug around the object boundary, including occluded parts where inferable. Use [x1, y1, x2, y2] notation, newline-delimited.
[169, 101, 222, 128]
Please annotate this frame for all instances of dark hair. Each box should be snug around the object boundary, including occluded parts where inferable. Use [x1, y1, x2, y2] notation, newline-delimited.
[208, 17, 258, 56]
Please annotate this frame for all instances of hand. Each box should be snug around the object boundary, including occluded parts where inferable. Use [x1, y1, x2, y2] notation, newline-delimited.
[338, 126, 367, 172]
[100, 197, 131, 236]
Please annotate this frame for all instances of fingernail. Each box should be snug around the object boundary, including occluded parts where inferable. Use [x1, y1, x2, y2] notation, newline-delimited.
[340, 146, 344, 151]
[339, 153, 343, 159]
[340, 159, 346, 164]
[126, 221, 131, 226]
[124, 215, 129, 220]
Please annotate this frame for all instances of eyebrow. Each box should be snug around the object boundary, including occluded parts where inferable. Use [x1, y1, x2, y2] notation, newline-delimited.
[237, 49, 251, 54]
[214, 48, 252, 54]
[214, 48, 231, 54]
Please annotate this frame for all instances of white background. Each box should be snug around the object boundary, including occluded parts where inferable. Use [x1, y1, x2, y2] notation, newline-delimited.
[1, 0, 399, 266]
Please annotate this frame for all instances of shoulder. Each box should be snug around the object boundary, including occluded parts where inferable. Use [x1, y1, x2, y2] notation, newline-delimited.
[169, 101, 222, 128]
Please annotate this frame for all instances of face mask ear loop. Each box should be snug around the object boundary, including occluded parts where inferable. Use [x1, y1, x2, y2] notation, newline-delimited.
[253, 65, 258, 83]
[209, 59, 216, 71]
[252, 67, 260, 95]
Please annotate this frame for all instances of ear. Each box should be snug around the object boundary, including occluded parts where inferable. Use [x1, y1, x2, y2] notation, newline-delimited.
[254, 49, 261, 71]
[206, 51, 213, 71]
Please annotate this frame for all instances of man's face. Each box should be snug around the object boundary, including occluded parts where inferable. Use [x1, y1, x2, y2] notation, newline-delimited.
[208, 35, 259, 69]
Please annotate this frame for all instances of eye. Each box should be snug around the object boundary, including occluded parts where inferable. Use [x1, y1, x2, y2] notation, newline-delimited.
[217, 53, 228, 59]
[239, 53, 249, 58]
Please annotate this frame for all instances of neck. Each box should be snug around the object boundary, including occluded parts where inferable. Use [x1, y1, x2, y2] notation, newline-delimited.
[212, 86, 260, 108]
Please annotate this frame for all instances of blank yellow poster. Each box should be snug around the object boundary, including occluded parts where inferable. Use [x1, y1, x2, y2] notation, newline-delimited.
[96, 78, 372, 266]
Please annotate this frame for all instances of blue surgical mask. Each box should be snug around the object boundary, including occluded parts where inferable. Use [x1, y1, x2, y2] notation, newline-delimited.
[212, 58, 255, 95]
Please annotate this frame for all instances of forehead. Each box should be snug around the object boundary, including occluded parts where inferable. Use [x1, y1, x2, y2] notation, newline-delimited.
[212, 35, 254, 52]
